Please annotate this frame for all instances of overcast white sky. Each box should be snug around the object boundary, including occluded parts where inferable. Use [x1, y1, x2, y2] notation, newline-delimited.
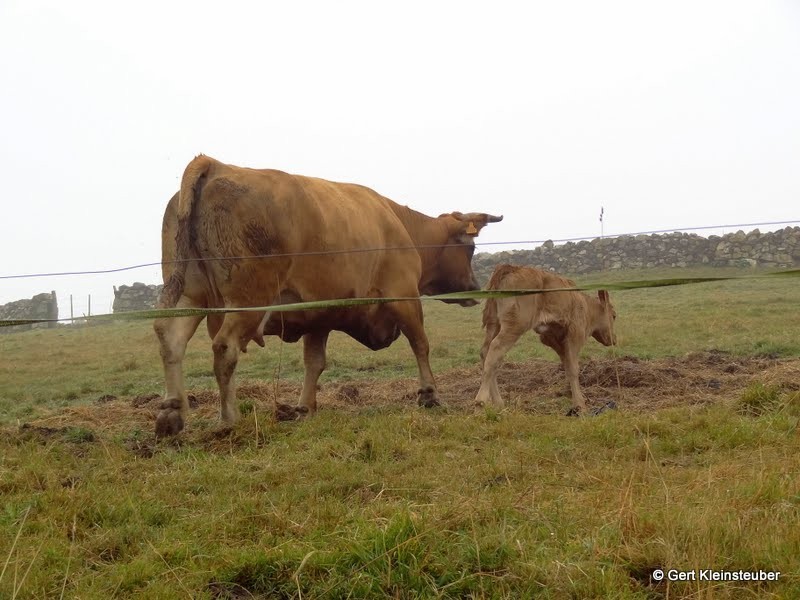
[1, 0, 799, 317]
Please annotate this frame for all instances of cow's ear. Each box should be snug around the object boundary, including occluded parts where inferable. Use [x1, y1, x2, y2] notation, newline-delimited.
[444, 212, 503, 237]
[441, 213, 471, 238]
[598, 290, 609, 303]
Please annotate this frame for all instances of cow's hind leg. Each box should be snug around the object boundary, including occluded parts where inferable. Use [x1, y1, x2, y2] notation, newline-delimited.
[385, 299, 440, 407]
[153, 304, 204, 437]
[297, 331, 330, 413]
[212, 311, 264, 426]
[474, 326, 524, 407]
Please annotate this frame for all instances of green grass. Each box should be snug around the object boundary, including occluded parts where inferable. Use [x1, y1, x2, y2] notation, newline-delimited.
[0, 266, 799, 598]
[2, 407, 798, 598]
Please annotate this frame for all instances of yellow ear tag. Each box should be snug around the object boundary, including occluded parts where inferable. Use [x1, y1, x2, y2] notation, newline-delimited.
[465, 221, 478, 235]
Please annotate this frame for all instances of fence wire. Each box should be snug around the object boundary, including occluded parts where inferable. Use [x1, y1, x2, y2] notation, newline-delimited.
[1, 219, 798, 281]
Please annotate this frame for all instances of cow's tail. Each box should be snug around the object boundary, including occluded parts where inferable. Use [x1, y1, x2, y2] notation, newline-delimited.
[160, 154, 215, 308]
[481, 264, 516, 330]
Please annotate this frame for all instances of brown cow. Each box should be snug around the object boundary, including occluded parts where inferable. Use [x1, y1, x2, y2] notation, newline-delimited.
[153, 155, 502, 436]
[475, 264, 616, 414]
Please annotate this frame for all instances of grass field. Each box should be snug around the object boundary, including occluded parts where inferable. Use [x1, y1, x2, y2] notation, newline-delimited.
[1, 267, 799, 598]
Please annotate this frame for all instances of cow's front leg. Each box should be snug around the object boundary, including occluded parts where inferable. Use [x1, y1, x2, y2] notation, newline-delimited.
[297, 331, 329, 413]
[387, 299, 439, 407]
[153, 305, 204, 437]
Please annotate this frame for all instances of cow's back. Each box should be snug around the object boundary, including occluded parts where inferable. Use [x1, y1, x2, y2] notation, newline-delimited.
[196, 165, 409, 254]
[190, 163, 421, 305]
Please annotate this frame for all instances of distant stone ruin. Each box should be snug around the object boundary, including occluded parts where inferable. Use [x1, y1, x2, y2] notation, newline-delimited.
[0, 291, 58, 334]
[113, 282, 162, 313]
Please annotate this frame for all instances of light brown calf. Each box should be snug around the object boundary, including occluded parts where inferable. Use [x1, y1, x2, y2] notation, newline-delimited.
[475, 264, 616, 414]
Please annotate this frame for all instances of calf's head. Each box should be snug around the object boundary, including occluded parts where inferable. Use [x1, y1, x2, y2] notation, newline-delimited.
[591, 290, 617, 346]
[423, 212, 502, 306]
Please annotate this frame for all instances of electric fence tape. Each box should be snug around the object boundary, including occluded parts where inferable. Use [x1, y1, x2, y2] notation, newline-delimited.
[2, 270, 797, 329]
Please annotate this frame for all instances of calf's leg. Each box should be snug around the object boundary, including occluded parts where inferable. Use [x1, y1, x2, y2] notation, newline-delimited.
[480, 317, 501, 370]
[562, 331, 588, 414]
[475, 327, 524, 407]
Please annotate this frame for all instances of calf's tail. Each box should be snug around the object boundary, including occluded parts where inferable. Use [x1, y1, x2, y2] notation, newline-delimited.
[481, 264, 516, 329]
[481, 297, 498, 330]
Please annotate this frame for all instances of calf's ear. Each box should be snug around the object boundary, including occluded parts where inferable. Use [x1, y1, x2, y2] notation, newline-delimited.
[598, 290, 610, 303]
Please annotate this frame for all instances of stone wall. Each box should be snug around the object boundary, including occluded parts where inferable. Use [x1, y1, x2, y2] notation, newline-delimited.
[113, 282, 162, 312]
[473, 226, 800, 284]
[0, 291, 58, 333]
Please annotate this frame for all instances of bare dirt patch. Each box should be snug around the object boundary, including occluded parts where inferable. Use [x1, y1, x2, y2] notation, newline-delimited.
[131, 392, 160, 408]
[13, 352, 800, 442]
[360, 352, 797, 416]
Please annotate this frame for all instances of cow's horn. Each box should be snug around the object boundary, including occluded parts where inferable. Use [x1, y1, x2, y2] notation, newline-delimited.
[486, 214, 503, 223]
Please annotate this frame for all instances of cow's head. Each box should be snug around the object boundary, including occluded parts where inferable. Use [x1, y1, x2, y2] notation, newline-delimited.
[592, 290, 617, 346]
[422, 212, 503, 306]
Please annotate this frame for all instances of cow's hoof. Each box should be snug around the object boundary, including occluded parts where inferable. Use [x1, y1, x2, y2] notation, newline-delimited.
[155, 408, 184, 438]
[275, 403, 309, 422]
[209, 424, 234, 438]
[417, 388, 440, 408]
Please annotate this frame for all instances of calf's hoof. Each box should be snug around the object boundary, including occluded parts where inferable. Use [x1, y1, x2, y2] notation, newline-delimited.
[589, 400, 618, 416]
[155, 399, 185, 437]
[565, 406, 583, 417]
[417, 387, 440, 408]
